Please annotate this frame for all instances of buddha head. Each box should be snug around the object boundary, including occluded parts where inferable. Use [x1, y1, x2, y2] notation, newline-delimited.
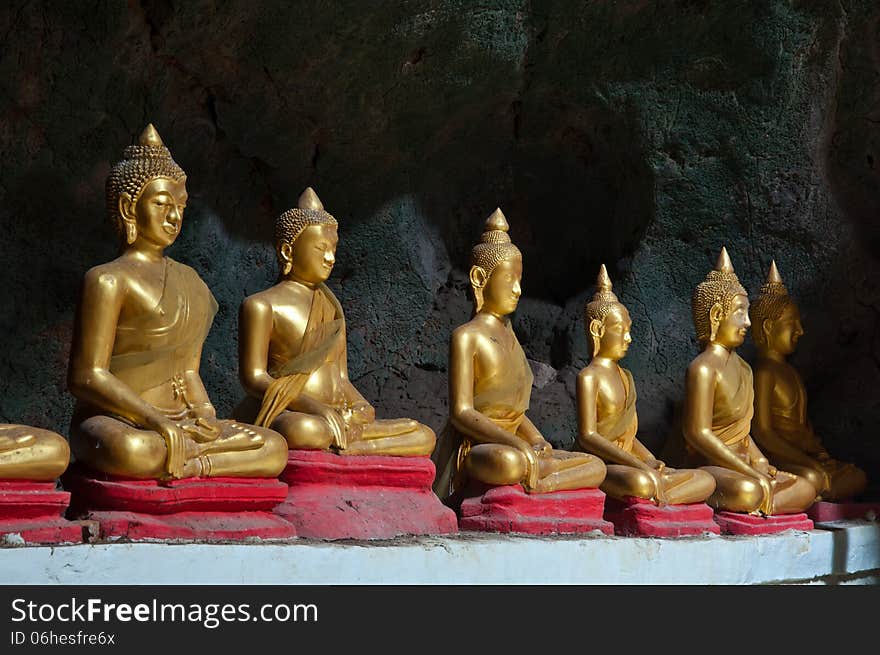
[585, 264, 632, 360]
[106, 124, 187, 248]
[275, 187, 339, 284]
[749, 260, 803, 356]
[470, 208, 523, 315]
[692, 247, 751, 348]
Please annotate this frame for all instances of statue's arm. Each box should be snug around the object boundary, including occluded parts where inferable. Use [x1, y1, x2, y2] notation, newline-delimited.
[576, 370, 649, 469]
[683, 360, 762, 479]
[337, 321, 373, 414]
[182, 338, 215, 418]
[448, 328, 525, 450]
[516, 415, 550, 448]
[751, 366, 821, 468]
[67, 268, 167, 430]
[238, 296, 276, 399]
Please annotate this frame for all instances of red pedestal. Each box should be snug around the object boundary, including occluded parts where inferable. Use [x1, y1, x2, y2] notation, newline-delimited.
[714, 511, 814, 535]
[459, 484, 614, 535]
[604, 497, 720, 537]
[807, 501, 880, 523]
[275, 450, 458, 540]
[63, 467, 296, 542]
[0, 480, 86, 545]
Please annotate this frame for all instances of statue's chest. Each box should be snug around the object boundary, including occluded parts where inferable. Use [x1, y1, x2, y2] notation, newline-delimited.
[773, 365, 804, 410]
[268, 292, 316, 355]
[475, 331, 524, 381]
[597, 371, 627, 416]
[716, 357, 747, 404]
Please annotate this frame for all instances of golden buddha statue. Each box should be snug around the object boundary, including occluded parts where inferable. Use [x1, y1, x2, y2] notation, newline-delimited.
[432, 209, 606, 498]
[238, 187, 436, 456]
[66, 124, 288, 480]
[681, 247, 816, 515]
[576, 265, 715, 505]
[0, 425, 68, 481]
[750, 261, 867, 501]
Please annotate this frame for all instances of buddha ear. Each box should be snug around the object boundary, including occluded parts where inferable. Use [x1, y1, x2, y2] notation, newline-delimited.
[279, 242, 293, 276]
[118, 193, 137, 245]
[708, 302, 724, 342]
[469, 265, 487, 312]
[469, 265, 488, 289]
[761, 318, 773, 345]
[588, 318, 605, 358]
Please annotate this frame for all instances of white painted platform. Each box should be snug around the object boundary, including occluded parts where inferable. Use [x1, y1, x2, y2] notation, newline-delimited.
[1, 521, 878, 585]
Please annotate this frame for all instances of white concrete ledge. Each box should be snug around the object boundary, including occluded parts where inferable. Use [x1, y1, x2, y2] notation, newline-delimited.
[2, 521, 878, 585]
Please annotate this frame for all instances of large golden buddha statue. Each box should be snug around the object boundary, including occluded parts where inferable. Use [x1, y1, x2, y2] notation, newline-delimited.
[750, 261, 867, 501]
[67, 124, 288, 480]
[0, 425, 68, 481]
[576, 265, 715, 505]
[238, 187, 436, 456]
[681, 247, 816, 515]
[433, 209, 606, 499]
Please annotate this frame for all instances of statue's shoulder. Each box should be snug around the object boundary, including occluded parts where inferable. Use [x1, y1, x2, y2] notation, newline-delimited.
[451, 316, 482, 343]
[687, 348, 722, 379]
[82, 257, 130, 293]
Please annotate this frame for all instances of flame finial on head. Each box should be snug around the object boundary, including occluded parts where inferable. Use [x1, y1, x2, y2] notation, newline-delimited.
[139, 123, 164, 147]
[715, 246, 735, 274]
[596, 264, 613, 293]
[298, 187, 325, 211]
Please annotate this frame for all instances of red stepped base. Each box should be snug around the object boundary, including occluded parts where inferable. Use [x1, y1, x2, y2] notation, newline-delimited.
[62, 467, 296, 542]
[714, 511, 814, 535]
[0, 480, 86, 545]
[807, 501, 880, 523]
[459, 484, 614, 535]
[604, 497, 720, 537]
[276, 450, 458, 540]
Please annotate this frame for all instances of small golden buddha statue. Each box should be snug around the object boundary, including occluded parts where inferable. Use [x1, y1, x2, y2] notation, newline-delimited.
[576, 265, 715, 505]
[67, 124, 288, 480]
[0, 425, 68, 481]
[750, 261, 867, 501]
[432, 209, 606, 498]
[682, 247, 816, 515]
[238, 187, 436, 456]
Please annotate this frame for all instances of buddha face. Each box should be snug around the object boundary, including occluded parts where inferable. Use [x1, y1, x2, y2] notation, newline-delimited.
[711, 293, 751, 348]
[480, 258, 523, 316]
[594, 305, 632, 361]
[122, 176, 188, 248]
[764, 302, 803, 355]
[285, 224, 338, 284]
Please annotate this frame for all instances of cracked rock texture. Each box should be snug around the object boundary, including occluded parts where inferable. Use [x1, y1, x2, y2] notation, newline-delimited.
[1, 1, 878, 485]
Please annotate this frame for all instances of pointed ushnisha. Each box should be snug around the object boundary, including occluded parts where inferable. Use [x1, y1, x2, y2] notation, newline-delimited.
[298, 187, 325, 211]
[139, 123, 164, 147]
[715, 246, 734, 273]
[596, 264, 613, 293]
[485, 207, 509, 233]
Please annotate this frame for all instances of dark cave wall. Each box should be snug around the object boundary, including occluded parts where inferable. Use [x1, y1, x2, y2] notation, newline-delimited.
[1, 0, 879, 481]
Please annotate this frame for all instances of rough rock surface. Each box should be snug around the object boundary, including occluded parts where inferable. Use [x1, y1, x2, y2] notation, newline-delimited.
[1, 1, 878, 485]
